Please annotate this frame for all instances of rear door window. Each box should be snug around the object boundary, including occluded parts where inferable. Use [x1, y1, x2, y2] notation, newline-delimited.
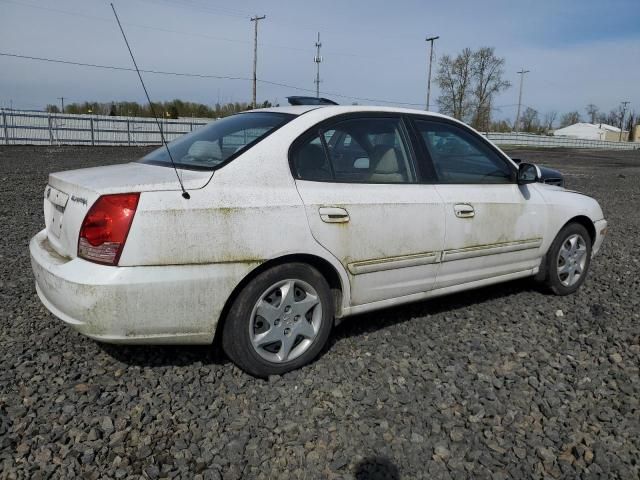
[292, 117, 417, 184]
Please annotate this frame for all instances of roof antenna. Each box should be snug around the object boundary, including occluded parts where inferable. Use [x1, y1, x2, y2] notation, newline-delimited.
[110, 3, 190, 199]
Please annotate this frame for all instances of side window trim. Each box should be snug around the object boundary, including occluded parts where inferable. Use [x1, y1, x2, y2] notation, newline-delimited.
[408, 115, 517, 184]
[402, 115, 437, 183]
[317, 127, 336, 179]
[397, 116, 420, 183]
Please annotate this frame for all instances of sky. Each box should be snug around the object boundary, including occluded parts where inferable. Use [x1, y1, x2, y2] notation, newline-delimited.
[1, 0, 639, 122]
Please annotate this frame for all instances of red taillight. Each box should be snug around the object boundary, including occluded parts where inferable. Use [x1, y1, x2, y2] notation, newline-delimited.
[78, 193, 140, 265]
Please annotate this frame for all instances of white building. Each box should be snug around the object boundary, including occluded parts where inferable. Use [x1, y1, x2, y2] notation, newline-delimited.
[554, 123, 624, 141]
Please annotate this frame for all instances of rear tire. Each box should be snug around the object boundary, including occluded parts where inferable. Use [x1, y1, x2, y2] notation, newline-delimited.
[542, 222, 592, 295]
[221, 263, 333, 377]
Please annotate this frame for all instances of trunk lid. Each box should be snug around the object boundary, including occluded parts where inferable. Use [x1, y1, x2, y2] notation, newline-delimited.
[44, 162, 211, 259]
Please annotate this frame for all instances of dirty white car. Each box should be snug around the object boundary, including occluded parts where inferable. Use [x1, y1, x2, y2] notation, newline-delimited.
[30, 106, 607, 376]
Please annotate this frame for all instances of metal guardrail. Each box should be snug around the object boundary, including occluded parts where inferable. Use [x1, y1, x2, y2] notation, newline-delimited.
[1, 110, 638, 150]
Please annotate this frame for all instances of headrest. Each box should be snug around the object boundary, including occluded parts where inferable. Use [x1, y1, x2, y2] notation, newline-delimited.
[297, 143, 326, 170]
[187, 140, 221, 160]
[373, 146, 399, 174]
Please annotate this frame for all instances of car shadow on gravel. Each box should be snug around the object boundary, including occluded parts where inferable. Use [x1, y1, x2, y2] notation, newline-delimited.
[332, 277, 540, 341]
[98, 278, 540, 369]
[354, 456, 400, 479]
[97, 343, 229, 368]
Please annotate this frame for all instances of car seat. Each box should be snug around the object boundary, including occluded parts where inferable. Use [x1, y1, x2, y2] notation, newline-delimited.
[369, 145, 405, 183]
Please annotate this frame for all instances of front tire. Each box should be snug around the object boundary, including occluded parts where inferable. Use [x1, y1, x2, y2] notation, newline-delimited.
[543, 222, 592, 295]
[222, 263, 333, 377]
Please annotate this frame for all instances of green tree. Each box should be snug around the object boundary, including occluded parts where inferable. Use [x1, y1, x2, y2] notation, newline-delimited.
[45, 99, 262, 119]
[168, 105, 179, 119]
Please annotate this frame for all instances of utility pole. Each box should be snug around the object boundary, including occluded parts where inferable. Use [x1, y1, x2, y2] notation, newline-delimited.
[250, 15, 266, 109]
[619, 101, 630, 141]
[425, 35, 439, 111]
[314, 32, 323, 98]
[57, 96, 64, 114]
[514, 69, 530, 133]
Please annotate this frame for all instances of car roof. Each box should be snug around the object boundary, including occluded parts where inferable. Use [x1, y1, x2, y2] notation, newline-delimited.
[253, 104, 453, 121]
[253, 105, 322, 115]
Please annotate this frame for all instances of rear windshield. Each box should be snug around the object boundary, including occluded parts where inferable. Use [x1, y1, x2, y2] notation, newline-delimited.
[140, 112, 293, 170]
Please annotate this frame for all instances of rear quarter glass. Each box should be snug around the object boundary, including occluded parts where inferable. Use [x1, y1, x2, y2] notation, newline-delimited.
[140, 112, 295, 171]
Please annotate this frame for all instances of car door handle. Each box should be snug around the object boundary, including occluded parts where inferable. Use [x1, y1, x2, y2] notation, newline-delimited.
[454, 203, 475, 218]
[319, 207, 350, 223]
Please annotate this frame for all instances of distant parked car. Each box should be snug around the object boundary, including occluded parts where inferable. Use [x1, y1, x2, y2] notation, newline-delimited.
[30, 106, 607, 376]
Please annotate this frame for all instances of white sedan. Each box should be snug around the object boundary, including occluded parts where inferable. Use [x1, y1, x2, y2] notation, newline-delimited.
[30, 106, 607, 376]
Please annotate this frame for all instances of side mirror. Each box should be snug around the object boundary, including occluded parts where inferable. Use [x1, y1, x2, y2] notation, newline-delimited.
[517, 163, 541, 185]
[511, 157, 522, 164]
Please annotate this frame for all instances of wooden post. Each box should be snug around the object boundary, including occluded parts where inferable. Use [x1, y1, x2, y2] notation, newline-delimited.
[48, 114, 54, 145]
[1, 110, 8, 145]
[90, 117, 95, 146]
[126, 120, 131, 146]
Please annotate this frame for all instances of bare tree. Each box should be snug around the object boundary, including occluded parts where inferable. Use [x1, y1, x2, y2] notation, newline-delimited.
[520, 107, 539, 133]
[560, 111, 581, 127]
[602, 107, 623, 127]
[436, 48, 474, 121]
[436, 47, 510, 128]
[585, 104, 599, 124]
[470, 47, 511, 130]
[543, 111, 557, 131]
[626, 111, 636, 141]
[489, 119, 512, 132]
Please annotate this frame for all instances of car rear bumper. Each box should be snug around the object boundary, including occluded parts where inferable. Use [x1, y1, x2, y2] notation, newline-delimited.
[592, 219, 607, 257]
[29, 229, 259, 344]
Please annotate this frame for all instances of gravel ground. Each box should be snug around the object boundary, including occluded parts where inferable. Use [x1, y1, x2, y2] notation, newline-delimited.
[1, 145, 639, 479]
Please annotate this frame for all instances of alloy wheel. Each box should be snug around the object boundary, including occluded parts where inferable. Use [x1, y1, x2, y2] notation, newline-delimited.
[249, 279, 323, 363]
[556, 233, 588, 287]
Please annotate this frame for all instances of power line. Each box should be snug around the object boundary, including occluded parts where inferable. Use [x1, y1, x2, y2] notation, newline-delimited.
[125, 0, 404, 42]
[3, 0, 421, 60]
[0, 52, 250, 80]
[0, 0, 294, 53]
[0, 51, 425, 106]
[131, 0, 253, 20]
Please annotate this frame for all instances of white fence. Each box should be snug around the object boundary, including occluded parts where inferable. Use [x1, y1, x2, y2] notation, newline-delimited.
[0, 110, 210, 146]
[1, 110, 638, 150]
[483, 132, 639, 150]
